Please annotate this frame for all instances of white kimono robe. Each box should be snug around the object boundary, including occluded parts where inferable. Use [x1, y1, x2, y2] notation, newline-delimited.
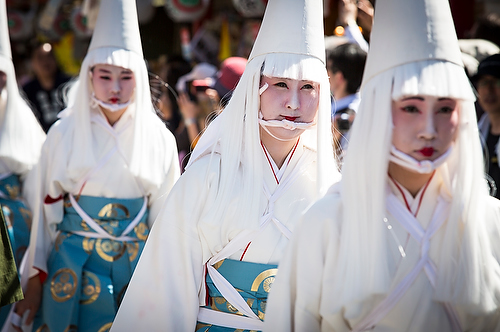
[264, 171, 500, 332]
[24, 106, 180, 276]
[111, 143, 318, 331]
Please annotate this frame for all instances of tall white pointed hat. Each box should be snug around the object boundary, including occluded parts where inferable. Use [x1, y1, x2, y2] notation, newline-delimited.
[362, 0, 463, 86]
[88, 0, 143, 57]
[0, 0, 11, 60]
[248, 0, 325, 64]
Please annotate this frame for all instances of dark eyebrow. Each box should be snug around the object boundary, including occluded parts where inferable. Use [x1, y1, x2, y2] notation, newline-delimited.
[121, 70, 133, 74]
[437, 97, 454, 101]
[96, 68, 111, 74]
[401, 96, 424, 101]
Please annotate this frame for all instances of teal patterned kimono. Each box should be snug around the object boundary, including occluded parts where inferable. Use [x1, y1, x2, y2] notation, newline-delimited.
[0, 174, 31, 322]
[33, 195, 149, 332]
[196, 259, 278, 332]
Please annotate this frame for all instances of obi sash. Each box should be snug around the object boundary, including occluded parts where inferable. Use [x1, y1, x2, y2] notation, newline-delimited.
[33, 195, 149, 332]
[0, 173, 31, 264]
[196, 259, 278, 332]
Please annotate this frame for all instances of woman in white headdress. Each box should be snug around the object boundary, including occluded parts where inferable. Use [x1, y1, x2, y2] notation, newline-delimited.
[264, 0, 500, 331]
[0, 0, 46, 328]
[111, 0, 338, 331]
[10, 0, 180, 331]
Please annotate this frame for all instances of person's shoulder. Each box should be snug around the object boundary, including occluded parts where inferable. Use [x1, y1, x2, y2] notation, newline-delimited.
[300, 182, 343, 231]
[183, 153, 222, 179]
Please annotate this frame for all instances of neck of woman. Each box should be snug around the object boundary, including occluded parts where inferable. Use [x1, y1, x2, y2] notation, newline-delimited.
[388, 161, 433, 197]
[260, 128, 298, 168]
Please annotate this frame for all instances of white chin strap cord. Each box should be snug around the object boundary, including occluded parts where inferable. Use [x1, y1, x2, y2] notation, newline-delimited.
[91, 93, 132, 113]
[258, 83, 316, 142]
[389, 145, 453, 174]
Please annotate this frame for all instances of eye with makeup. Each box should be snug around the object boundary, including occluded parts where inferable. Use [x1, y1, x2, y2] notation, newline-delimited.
[401, 105, 420, 113]
[274, 81, 288, 88]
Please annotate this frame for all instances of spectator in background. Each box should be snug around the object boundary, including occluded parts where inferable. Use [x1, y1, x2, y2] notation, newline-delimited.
[475, 54, 500, 198]
[327, 42, 367, 165]
[468, 13, 500, 49]
[21, 41, 71, 132]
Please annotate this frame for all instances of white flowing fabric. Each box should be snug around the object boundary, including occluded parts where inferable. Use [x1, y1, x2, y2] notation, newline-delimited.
[23, 105, 180, 277]
[111, 143, 318, 331]
[264, 171, 500, 332]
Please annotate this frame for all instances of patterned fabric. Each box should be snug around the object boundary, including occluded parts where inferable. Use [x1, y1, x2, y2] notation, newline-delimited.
[0, 174, 30, 321]
[196, 259, 278, 332]
[33, 195, 149, 332]
[0, 207, 22, 307]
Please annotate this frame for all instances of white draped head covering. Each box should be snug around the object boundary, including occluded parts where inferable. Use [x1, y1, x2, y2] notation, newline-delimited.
[186, 0, 339, 231]
[60, 0, 166, 188]
[0, 0, 45, 175]
[333, 0, 500, 315]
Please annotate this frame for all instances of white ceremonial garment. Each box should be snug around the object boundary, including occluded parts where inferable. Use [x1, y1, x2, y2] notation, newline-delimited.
[265, 171, 500, 332]
[111, 142, 318, 331]
[23, 105, 180, 276]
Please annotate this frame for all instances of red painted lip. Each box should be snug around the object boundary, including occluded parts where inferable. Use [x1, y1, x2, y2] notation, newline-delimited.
[418, 147, 435, 157]
[110, 98, 119, 104]
[283, 116, 298, 121]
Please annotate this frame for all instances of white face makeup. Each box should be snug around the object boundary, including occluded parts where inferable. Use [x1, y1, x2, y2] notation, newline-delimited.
[259, 75, 319, 142]
[391, 95, 459, 164]
[91, 64, 136, 118]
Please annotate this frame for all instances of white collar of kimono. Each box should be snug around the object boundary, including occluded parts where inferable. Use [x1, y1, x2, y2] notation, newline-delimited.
[257, 82, 316, 142]
[389, 145, 453, 174]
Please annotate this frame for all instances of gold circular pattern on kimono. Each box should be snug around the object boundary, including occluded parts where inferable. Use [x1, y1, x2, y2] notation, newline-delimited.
[98, 203, 130, 219]
[55, 232, 71, 252]
[19, 206, 32, 228]
[226, 302, 239, 313]
[134, 223, 148, 241]
[215, 296, 226, 305]
[80, 271, 101, 305]
[96, 238, 127, 262]
[63, 325, 78, 332]
[97, 322, 113, 332]
[126, 242, 139, 261]
[250, 268, 278, 293]
[51, 268, 78, 302]
[5, 184, 19, 198]
[35, 324, 50, 332]
[82, 238, 96, 253]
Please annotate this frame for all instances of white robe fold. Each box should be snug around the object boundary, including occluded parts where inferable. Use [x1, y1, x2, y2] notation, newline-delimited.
[111, 143, 318, 331]
[264, 172, 500, 332]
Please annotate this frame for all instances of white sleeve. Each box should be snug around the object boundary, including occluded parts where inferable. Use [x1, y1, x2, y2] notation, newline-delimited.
[344, 21, 369, 53]
[111, 159, 215, 331]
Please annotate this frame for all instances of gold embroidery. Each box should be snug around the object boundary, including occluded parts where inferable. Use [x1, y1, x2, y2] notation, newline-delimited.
[213, 259, 225, 270]
[19, 207, 32, 228]
[97, 322, 113, 332]
[98, 203, 130, 219]
[51, 268, 77, 302]
[82, 238, 96, 253]
[250, 268, 278, 292]
[80, 271, 101, 305]
[134, 223, 148, 241]
[226, 302, 239, 313]
[195, 323, 211, 331]
[263, 276, 274, 293]
[35, 324, 50, 332]
[126, 242, 139, 262]
[5, 184, 19, 199]
[80, 219, 91, 231]
[215, 297, 226, 304]
[95, 239, 126, 262]
[55, 233, 71, 252]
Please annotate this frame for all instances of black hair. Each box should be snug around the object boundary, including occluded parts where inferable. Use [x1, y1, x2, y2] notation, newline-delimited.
[327, 43, 367, 94]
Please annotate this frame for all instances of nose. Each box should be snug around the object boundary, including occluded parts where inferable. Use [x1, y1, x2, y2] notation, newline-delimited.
[418, 108, 436, 140]
[286, 89, 299, 110]
[111, 78, 120, 94]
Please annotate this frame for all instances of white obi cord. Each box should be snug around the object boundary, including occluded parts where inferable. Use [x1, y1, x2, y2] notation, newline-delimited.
[352, 195, 462, 332]
[389, 145, 453, 174]
[90, 92, 133, 113]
